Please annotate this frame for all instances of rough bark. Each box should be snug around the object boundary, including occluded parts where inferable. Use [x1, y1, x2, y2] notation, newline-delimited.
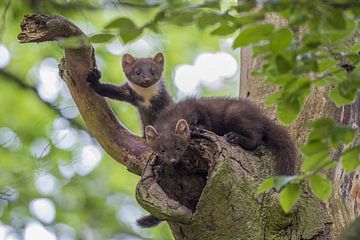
[19, 14, 333, 239]
[239, 22, 360, 240]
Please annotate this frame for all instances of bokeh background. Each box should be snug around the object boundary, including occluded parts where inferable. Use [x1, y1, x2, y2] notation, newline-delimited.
[0, 0, 240, 239]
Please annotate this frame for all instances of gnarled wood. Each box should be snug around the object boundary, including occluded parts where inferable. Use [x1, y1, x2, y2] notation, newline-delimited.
[136, 131, 329, 240]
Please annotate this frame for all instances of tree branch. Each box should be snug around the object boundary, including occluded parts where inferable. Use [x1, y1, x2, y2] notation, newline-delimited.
[18, 14, 151, 175]
[0, 69, 85, 130]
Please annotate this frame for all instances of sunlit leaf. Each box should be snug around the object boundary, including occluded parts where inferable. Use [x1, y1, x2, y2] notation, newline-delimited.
[119, 28, 143, 43]
[275, 55, 291, 73]
[277, 98, 300, 125]
[308, 174, 332, 201]
[279, 183, 302, 213]
[211, 22, 238, 36]
[196, 12, 223, 29]
[105, 17, 137, 29]
[256, 177, 275, 194]
[89, 33, 115, 43]
[329, 87, 356, 107]
[270, 28, 293, 53]
[341, 146, 360, 173]
[232, 23, 274, 48]
[301, 142, 328, 156]
[301, 151, 331, 172]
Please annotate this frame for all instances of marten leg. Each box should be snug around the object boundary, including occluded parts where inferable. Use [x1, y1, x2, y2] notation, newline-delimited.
[224, 131, 261, 150]
[86, 68, 135, 102]
[223, 112, 263, 150]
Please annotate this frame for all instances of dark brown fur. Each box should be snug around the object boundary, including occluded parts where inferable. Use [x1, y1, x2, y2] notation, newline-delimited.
[147, 97, 297, 176]
[141, 97, 298, 228]
[86, 53, 173, 133]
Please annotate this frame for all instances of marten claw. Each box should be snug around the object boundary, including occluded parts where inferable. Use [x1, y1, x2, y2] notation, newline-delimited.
[224, 132, 240, 144]
[86, 68, 101, 86]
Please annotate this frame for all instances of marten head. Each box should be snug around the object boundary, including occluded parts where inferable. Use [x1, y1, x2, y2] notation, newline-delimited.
[122, 52, 164, 88]
[145, 119, 190, 164]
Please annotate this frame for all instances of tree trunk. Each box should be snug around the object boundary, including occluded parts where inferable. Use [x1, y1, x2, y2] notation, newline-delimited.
[18, 14, 358, 240]
[239, 27, 360, 240]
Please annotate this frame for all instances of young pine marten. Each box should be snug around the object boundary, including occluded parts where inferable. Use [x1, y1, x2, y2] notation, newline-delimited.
[139, 97, 298, 227]
[87, 52, 173, 133]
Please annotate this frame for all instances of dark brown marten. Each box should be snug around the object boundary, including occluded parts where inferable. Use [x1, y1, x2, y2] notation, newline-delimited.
[146, 97, 297, 175]
[141, 97, 298, 227]
[138, 98, 298, 227]
[87, 53, 173, 133]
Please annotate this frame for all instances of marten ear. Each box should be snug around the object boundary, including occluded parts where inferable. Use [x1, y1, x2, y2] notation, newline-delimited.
[152, 52, 164, 67]
[175, 119, 190, 137]
[122, 54, 136, 72]
[145, 125, 159, 144]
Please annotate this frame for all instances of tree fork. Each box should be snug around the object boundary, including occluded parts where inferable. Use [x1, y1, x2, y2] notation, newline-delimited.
[18, 14, 330, 239]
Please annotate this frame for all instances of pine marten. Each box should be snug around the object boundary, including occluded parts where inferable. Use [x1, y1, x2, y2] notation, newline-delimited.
[139, 97, 297, 228]
[87, 52, 173, 134]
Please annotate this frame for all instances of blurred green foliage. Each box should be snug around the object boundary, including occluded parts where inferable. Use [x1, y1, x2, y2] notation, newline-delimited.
[1, 0, 360, 238]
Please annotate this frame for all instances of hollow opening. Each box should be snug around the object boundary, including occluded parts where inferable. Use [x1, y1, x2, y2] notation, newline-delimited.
[153, 138, 213, 212]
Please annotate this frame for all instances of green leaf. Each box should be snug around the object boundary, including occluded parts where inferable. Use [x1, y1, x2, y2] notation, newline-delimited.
[232, 1, 256, 12]
[119, 28, 143, 43]
[232, 13, 265, 26]
[330, 127, 355, 148]
[232, 23, 274, 48]
[105, 17, 137, 29]
[196, 12, 222, 29]
[273, 176, 299, 192]
[167, 11, 196, 26]
[275, 55, 291, 73]
[257, 176, 299, 195]
[211, 22, 238, 36]
[301, 151, 331, 172]
[277, 98, 300, 125]
[339, 82, 357, 101]
[341, 146, 360, 173]
[308, 174, 332, 201]
[318, 58, 337, 72]
[323, 8, 346, 30]
[270, 28, 293, 53]
[329, 87, 356, 107]
[256, 177, 275, 194]
[89, 33, 114, 43]
[265, 74, 294, 86]
[311, 118, 334, 129]
[265, 92, 281, 106]
[301, 142, 328, 156]
[279, 183, 302, 213]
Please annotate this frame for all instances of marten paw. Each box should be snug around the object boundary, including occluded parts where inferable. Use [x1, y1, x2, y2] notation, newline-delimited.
[86, 68, 101, 87]
[190, 125, 205, 136]
[224, 132, 240, 144]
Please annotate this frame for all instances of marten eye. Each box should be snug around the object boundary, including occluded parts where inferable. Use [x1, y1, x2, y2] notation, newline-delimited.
[150, 70, 155, 75]
[135, 70, 141, 75]
[176, 147, 181, 152]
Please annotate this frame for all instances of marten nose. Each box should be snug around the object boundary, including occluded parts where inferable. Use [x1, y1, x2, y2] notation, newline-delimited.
[144, 77, 151, 82]
[169, 158, 176, 163]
